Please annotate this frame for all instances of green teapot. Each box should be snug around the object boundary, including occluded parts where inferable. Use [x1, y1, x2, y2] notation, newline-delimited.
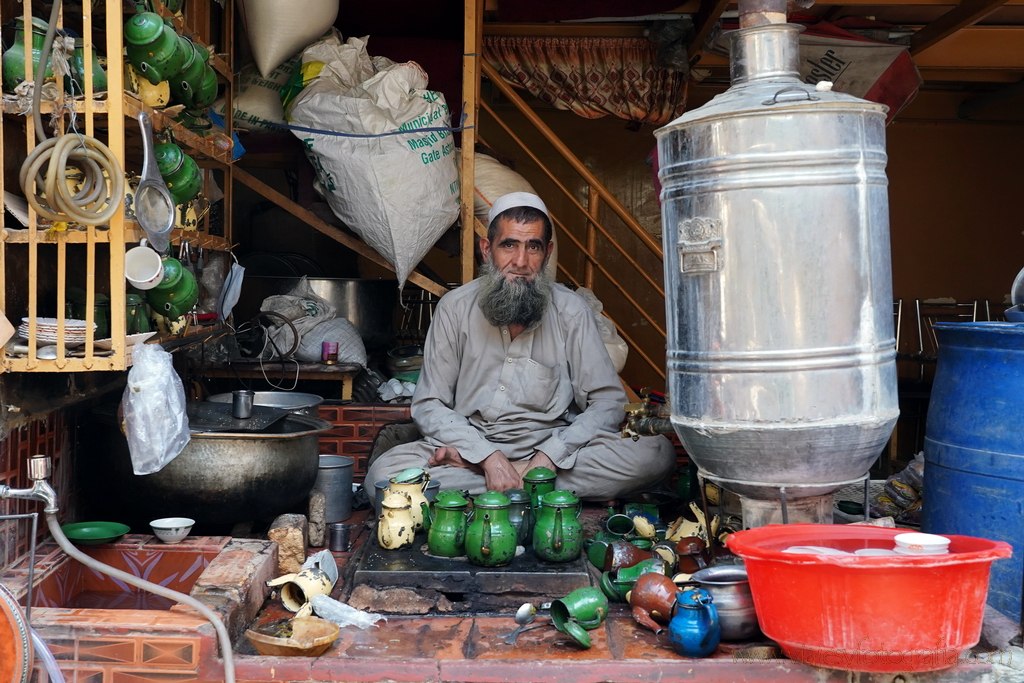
[124, 12, 188, 85]
[523, 466, 557, 511]
[67, 38, 107, 94]
[465, 491, 516, 567]
[155, 141, 201, 205]
[532, 489, 583, 563]
[145, 256, 198, 320]
[425, 490, 470, 558]
[126, 293, 151, 334]
[169, 38, 218, 111]
[2, 17, 55, 93]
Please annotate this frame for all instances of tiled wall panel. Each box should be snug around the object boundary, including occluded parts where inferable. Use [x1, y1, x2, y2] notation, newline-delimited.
[1, 413, 71, 573]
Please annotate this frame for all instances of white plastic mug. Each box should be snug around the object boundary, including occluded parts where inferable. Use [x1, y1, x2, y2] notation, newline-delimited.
[125, 239, 164, 290]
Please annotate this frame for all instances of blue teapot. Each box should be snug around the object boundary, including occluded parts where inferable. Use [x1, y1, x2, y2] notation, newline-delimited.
[667, 587, 720, 658]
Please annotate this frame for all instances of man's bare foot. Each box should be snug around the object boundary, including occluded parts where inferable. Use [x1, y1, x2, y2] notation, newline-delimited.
[429, 445, 479, 470]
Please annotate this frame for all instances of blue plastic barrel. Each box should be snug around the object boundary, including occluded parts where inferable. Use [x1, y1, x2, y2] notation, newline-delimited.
[923, 321, 1023, 624]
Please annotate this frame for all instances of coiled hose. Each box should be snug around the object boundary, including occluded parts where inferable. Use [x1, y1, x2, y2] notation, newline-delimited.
[17, 0, 123, 226]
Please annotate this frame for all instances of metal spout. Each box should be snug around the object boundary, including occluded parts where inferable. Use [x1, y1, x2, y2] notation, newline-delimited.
[623, 397, 675, 440]
[0, 454, 58, 513]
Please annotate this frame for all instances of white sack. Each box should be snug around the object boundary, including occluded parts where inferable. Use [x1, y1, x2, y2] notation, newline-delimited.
[240, 0, 338, 78]
[296, 317, 367, 366]
[287, 34, 460, 289]
[575, 287, 629, 373]
[214, 56, 298, 131]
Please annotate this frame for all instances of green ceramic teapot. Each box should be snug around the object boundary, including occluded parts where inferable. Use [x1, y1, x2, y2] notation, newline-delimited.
[523, 466, 557, 511]
[532, 489, 583, 563]
[168, 38, 218, 111]
[145, 256, 198, 320]
[425, 490, 470, 558]
[154, 141, 201, 205]
[67, 38, 107, 94]
[2, 17, 55, 93]
[124, 12, 188, 85]
[465, 491, 516, 567]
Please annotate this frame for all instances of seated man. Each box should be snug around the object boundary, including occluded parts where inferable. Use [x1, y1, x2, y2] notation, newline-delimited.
[366, 192, 675, 499]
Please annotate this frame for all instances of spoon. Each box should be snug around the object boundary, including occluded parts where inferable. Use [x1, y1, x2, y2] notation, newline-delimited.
[500, 602, 537, 645]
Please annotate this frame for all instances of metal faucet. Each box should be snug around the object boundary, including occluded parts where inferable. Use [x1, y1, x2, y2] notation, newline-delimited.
[622, 391, 674, 441]
[0, 454, 58, 513]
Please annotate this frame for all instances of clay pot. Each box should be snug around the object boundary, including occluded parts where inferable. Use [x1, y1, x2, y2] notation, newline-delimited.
[627, 573, 678, 634]
[603, 539, 653, 572]
[675, 536, 711, 574]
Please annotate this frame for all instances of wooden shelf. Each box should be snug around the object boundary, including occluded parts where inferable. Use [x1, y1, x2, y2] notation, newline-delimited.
[2, 96, 110, 115]
[2, 225, 231, 250]
[200, 362, 362, 401]
[123, 97, 233, 164]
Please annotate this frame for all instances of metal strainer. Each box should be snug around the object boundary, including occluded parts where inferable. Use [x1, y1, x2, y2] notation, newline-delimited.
[135, 112, 174, 253]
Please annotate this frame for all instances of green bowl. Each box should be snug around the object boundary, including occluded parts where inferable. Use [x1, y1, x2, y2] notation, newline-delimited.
[61, 521, 131, 545]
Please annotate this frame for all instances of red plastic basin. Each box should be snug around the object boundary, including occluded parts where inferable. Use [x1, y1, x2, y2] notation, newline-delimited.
[726, 524, 1011, 673]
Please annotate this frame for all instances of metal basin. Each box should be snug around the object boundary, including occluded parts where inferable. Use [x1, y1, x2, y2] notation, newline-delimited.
[206, 391, 323, 417]
[89, 411, 330, 528]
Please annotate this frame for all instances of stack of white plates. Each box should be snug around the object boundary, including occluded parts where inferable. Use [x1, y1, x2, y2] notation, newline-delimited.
[17, 317, 96, 345]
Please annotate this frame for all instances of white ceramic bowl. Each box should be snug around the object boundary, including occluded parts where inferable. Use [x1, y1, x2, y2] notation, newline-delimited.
[893, 531, 951, 555]
[150, 517, 195, 544]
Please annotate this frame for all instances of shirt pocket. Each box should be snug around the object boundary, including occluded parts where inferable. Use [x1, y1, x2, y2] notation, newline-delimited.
[513, 359, 564, 414]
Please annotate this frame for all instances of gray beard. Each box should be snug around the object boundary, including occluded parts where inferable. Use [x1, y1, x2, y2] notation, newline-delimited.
[478, 261, 552, 328]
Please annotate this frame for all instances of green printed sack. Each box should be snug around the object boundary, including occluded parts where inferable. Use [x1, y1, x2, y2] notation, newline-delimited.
[286, 34, 459, 289]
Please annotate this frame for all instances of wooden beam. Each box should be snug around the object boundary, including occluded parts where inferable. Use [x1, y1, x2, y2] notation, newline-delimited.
[910, 0, 1010, 54]
[461, 0, 483, 285]
[690, 25, 1024, 75]
[688, 0, 734, 61]
[233, 167, 448, 298]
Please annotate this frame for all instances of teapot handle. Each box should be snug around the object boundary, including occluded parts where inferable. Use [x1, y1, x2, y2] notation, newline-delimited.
[420, 501, 431, 531]
[419, 472, 431, 492]
[481, 512, 492, 556]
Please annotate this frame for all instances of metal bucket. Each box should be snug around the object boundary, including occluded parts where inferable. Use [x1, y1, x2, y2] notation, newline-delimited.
[654, 23, 898, 500]
[314, 455, 354, 523]
[923, 322, 1024, 622]
[688, 565, 760, 641]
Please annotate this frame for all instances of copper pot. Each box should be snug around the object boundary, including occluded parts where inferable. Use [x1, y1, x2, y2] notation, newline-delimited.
[603, 540, 653, 572]
[627, 573, 678, 634]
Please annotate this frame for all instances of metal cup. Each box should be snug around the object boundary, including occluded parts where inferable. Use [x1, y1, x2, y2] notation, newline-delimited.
[232, 389, 254, 419]
[329, 522, 354, 552]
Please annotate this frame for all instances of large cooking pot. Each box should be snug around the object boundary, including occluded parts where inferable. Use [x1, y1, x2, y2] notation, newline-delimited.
[85, 408, 330, 529]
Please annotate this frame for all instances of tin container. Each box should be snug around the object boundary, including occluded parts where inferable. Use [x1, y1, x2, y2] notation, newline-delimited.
[231, 389, 254, 419]
[655, 23, 898, 501]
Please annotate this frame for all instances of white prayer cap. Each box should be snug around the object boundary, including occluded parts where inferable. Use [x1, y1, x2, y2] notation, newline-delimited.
[487, 192, 550, 226]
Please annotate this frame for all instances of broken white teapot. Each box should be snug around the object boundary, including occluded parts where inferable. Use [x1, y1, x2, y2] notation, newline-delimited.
[266, 550, 338, 613]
